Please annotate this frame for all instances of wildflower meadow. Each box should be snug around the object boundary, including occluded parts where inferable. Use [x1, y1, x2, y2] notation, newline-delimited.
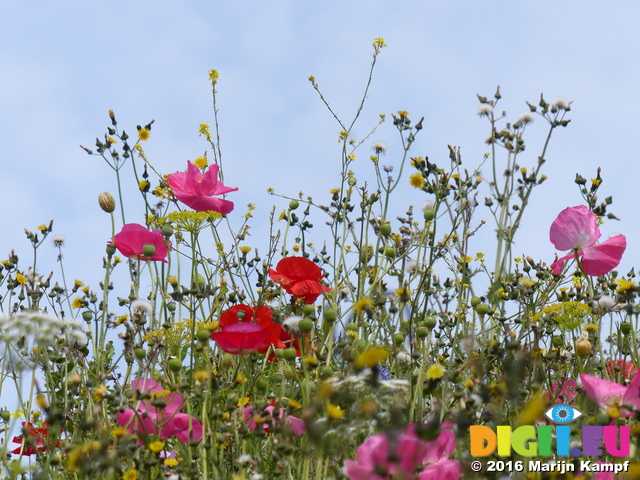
[2, 38, 640, 480]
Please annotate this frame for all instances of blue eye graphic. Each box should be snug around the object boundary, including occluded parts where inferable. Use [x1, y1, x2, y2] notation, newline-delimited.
[544, 404, 584, 424]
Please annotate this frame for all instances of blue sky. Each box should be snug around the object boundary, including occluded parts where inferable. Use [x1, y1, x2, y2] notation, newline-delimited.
[2, 1, 639, 291]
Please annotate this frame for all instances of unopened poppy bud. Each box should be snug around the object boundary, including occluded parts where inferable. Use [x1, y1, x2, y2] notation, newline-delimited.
[299, 319, 314, 333]
[142, 243, 156, 258]
[475, 304, 490, 315]
[82, 311, 93, 322]
[424, 316, 437, 329]
[323, 308, 337, 324]
[161, 224, 174, 238]
[135, 348, 146, 359]
[302, 305, 315, 317]
[289, 200, 299, 210]
[423, 209, 436, 221]
[416, 327, 430, 339]
[283, 347, 298, 361]
[196, 329, 210, 342]
[99, 192, 116, 213]
[168, 358, 182, 372]
[380, 223, 392, 237]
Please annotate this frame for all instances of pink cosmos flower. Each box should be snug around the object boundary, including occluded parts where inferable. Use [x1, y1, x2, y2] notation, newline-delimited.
[244, 404, 305, 436]
[345, 423, 461, 480]
[549, 206, 626, 276]
[580, 372, 640, 416]
[117, 378, 202, 443]
[167, 161, 238, 215]
[110, 223, 170, 262]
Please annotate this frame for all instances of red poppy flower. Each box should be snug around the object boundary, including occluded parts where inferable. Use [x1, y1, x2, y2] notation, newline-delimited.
[213, 305, 284, 355]
[12, 422, 60, 455]
[109, 223, 170, 262]
[268, 257, 330, 304]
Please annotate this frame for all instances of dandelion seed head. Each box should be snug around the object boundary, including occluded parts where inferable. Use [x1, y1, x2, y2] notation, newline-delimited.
[131, 299, 153, 314]
[551, 97, 571, 110]
[517, 112, 535, 124]
[477, 104, 494, 116]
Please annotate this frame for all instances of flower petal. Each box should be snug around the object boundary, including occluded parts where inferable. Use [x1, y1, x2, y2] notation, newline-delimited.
[550, 206, 601, 251]
[580, 235, 626, 276]
[580, 374, 627, 409]
[550, 253, 576, 275]
[622, 371, 640, 410]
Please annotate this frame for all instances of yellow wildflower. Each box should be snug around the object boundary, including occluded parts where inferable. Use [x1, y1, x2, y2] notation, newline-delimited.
[138, 180, 150, 192]
[37, 224, 47, 232]
[326, 403, 344, 419]
[71, 297, 85, 309]
[616, 279, 635, 292]
[409, 173, 425, 189]
[137, 128, 150, 141]
[426, 364, 445, 380]
[239, 246, 251, 255]
[148, 440, 165, 454]
[164, 458, 179, 467]
[208, 69, 220, 84]
[355, 347, 388, 369]
[111, 427, 128, 438]
[354, 297, 373, 314]
[193, 156, 208, 169]
[16, 273, 27, 285]
[123, 468, 138, 480]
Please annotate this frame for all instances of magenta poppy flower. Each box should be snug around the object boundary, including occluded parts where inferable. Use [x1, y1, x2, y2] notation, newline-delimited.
[580, 372, 640, 416]
[549, 206, 626, 276]
[117, 378, 202, 443]
[244, 404, 305, 436]
[211, 322, 271, 355]
[110, 223, 170, 262]
[167, 161, 238, 214]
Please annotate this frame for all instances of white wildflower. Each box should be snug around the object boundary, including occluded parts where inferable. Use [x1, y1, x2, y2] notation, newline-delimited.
[131, 299, 153, 314]
[283, 316, 304, 333]
[596, 295, 617, 312]
[421, 200, 436, 212]
[517, 112, 535, 124]
[405, 259, 418, 274]
[551, 97, 571, 110]
[477, 104, 493, 117]
[52, 235, 66, 247]
[372, 141, 387, 154]
[395, 351, 409, 363]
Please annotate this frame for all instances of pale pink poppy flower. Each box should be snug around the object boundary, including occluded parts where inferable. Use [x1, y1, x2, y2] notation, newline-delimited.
[580, 372, 640, 416]
[345, 423, 461, 480]
[244, 405, 305, 436]
[549, 206, 626, 276]
[167, 161, 238, 214]
[117, 378, 202, 443]
[110, 223, 170, 262]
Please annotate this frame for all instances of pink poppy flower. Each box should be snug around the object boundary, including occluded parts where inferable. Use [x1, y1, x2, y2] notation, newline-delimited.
[580, 372, 640, 416]
[547, 379, 579, 404]
[110, 223, 170, 262]
[117, 378, 202, 443]
[167, 161, 238, 214]
[549, 206, 626, 276]
[345, 423, 461, 480]
[244, 404, 305, 436]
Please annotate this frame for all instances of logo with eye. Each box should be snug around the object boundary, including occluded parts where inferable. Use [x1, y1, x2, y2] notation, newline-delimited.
[544, 404, 584, 424]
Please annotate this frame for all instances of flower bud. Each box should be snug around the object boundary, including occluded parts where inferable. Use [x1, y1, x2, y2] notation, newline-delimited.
[142, 243, 156, 258]
[323, 308, 337, 324]
[347, 177, 357, 187]
[298, 319, 314, 333]
[621, 322, 633, 335]
[575, 333, 592, 357]
[423, 209, 436, 221]
[424, 316, 437, 329]
[168, 358, 182, 372]
[283, 347, 298, 361]
[196, 329, 211, 342]
[289, 200, 299, 210]
[475, 304, 491, 315]
[106, 245, 117, 256]
[134, 348, 146, 359]
[98, 192, 116, 213]
[380, 223, 392, 237]
[161, 224, 174, 238]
